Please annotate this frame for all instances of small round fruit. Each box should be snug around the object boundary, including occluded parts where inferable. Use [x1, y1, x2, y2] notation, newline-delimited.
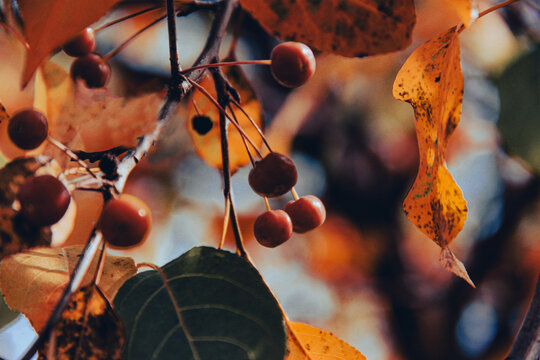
[70, 53, 111, 88]
[285, 195, 326, 233]
[99, 194, 151, 249]
[270, 42, 316, 88]
[17, 175, 71, 226]
[253, 210, 292, 248]
[8, 109, 48, 150]
[249, 152, 297, 197]
[63, 28, 96, 57]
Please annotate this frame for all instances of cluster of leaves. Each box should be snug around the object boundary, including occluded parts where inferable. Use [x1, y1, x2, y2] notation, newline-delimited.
[0, 0, 535, 359]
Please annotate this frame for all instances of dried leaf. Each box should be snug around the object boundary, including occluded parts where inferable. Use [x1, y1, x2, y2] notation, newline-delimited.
[238, 0, 416, 57]
[285, 322, 367, 360]
[0, 246, 136, 330]
[19, 0, 120, 86]
[393, 28, 472, 285]
[444, 0, 479, 27]
[38, 285, 124, 360]
[186, 66, 264, 172]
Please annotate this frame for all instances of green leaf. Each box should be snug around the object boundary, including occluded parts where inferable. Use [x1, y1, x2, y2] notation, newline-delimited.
[498, 48, 540, 172]
[114, 246, 286, 360]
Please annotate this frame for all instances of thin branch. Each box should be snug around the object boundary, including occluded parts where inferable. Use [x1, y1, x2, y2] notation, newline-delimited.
[20, 1, 238, 358]
[506, 276, 540, 360]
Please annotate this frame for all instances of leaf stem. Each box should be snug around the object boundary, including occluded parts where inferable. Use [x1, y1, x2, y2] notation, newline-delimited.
[181, 60, 271, 74]
[478, 0, 521, 18]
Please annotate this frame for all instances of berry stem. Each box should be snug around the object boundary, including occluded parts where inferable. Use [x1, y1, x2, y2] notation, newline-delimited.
[228, 103, 255, 166]
[187, 77, 263, 158]
[263, 196, 271, 211]
[218, 195, 231, 249]
[101, 14, 167, 63]
[181, 60, 271, 74]
[93, 6, 162, 33]
[48, 136, 98, 180]
[230, 97, 272, 153]
[291, 187, 300, 201]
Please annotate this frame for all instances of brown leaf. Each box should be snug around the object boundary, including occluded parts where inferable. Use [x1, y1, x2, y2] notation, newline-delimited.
[38, 285, 124, 360]
[285, 321, 367, 360]
[238, 0, 416, 57]
[0, 245, 136, 330]
[186, 66, 264, 172]
[19, 0, 120, 87]
[443, 0, 479, 27]
[392, 27, 472, 285]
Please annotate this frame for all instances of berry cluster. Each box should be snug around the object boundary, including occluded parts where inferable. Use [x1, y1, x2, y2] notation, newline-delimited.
[64, 28, 111, 88]
[249, 152, 326, 248]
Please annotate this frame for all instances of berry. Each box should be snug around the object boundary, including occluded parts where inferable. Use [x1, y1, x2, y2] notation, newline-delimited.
[8, 109, 48, 150]
[16, 175, 71, 226]
[70, 53, 111, 88]
[63, 28, 96, 57]
[253, 210, 292, 248]
[99, 194, 151, 249]
[270, 42, 316, 88]
[192, 115, 213, 135]
[285, 195, 326, 233]
[249, 152, 297, 197]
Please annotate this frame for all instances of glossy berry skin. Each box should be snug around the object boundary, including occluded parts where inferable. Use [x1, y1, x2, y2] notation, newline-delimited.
[285, 195, 326, 233]
[99, 194, 151, 249]
[270, 42, 316, 88]
[249, 152, 297, 197]
[70, 53, 111, 88]
[8, 109, 48, 150]
[16, 175, 71, 227]
[63, 28, 96, 57]
[253, 210, 292, 248]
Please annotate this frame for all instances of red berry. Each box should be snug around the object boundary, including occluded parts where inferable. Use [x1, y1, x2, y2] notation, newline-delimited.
[16, 175, 71, 226]
[99, 194, 151, 249]
[63, 28, 96, 57]
[285, 195, 326, 233]
[70, 53, 111, 88]
[249, 152, 297, 197]
[253, 210, 292, 248]
[8, 109, 48, 150]
[270, 42, 316, 88]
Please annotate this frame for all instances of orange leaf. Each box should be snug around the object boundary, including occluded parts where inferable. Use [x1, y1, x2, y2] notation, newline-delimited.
[393, 28, 473, 286]
[443, 0, 479, 27]
[186, 66, 264, 172]
[238, 0, 416, 57]
[286, 321, 367, 360]
[19, 0, 120, 87]
[38, 285, 124, 360]
[0, 246, 136, 331]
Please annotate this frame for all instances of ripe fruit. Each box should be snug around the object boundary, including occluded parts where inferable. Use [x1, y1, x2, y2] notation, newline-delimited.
[285, 195, 326, 233]
[63, 28, 96, 57]
[16, 175, 71, 226]
[253, 210, 292, 248]
[70, 53, 111, 88]
[249, 152, 297, 197]
[270, 42, 316, 88]
[99, 194, 151, 249]
[8, 109, 48, 150]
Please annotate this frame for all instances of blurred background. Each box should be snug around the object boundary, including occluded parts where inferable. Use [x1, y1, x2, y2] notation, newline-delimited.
[0, 0, 539, 359]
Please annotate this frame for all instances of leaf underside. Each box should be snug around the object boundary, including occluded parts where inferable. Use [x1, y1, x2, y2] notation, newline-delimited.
[114, 246, 286, 360]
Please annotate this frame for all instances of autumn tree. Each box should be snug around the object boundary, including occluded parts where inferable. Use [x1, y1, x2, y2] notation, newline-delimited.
[0, 0, 538, 359]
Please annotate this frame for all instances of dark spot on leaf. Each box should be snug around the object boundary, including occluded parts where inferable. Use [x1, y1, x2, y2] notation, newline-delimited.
[192, 115, 213, 135]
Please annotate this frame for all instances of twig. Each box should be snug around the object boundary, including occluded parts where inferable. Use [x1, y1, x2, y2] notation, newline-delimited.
[506, 276, 540, 360]
[19, 1, 238, 358]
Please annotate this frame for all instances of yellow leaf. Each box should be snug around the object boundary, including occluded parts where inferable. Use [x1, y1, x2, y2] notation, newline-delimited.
[38, 285, 124, 360]
[286, 322, 367, 360]
[19, 0, 120, 87]
[186, 66, 264, 172]
[392, 27, 473, 286]
[0, 246, 136, 331]
[238, 0, 416, 57]
[443, 0, 479, 27]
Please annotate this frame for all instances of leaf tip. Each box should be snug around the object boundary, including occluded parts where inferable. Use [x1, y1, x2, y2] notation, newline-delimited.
[439, 247, 475, 288]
